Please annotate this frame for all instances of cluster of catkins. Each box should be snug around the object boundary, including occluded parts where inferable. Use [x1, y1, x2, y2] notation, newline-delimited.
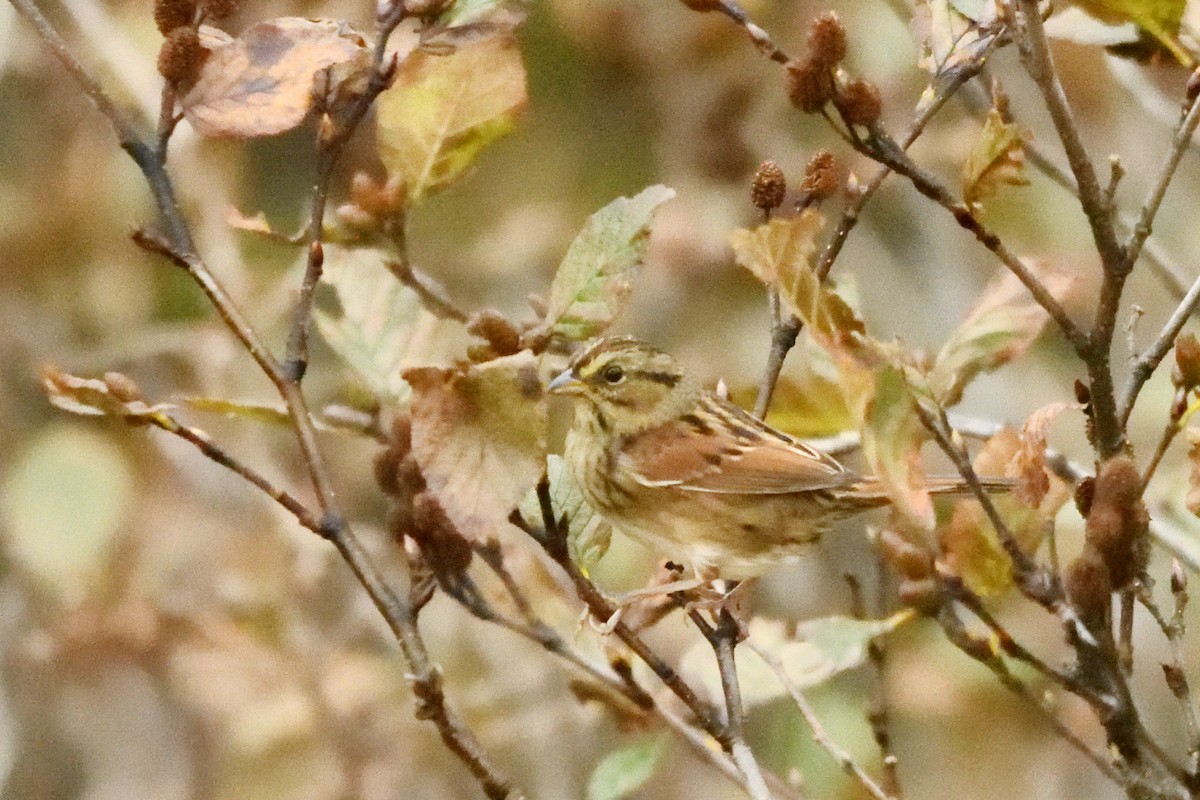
[154, 0, 241, 86]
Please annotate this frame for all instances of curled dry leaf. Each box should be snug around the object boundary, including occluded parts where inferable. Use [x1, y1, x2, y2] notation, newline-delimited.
[1009, 401, 1079, 507]
[182, 18, 370, 138]
[377, 31, 527, 202]
[929, 265, 1074, 406]
[962, 108, 1030, 209]
[534, 185, 676, 344]
[940, 427, 1070, 595]
[42, 366, 173, 423]
[404, 351, 547, 542]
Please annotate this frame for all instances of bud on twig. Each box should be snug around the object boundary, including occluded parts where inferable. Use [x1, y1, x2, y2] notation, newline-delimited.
[785, 56, 834, 113]
[836, 78, 883, 126]
[1173, 332, 1200, 390]
[751, 160, 786, 211]
[1172, 558, 1188, 596]
[806, 11, 847, 67]
[799, 150, 840, 203]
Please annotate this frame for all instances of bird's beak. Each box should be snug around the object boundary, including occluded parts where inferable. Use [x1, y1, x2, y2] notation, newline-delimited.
[547, 368, 585, 396]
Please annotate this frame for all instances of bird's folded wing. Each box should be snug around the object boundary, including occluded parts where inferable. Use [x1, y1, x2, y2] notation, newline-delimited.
[620, 398, 857, 494]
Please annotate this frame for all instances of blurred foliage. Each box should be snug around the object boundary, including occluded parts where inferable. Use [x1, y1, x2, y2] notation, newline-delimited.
[4, 0, 1200, 799]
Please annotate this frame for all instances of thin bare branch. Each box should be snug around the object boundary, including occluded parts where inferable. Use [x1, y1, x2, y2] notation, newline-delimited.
[1124, 94, 1200, 273]
[1121, 275, 1200, 425]
[746, 639, 894, 800]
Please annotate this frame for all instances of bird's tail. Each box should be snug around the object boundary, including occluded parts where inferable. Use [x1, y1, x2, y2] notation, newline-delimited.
[848, 475, 1014, 505]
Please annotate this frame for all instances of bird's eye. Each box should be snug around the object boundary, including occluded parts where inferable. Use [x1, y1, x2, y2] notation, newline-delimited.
[601, 364, 625, 384]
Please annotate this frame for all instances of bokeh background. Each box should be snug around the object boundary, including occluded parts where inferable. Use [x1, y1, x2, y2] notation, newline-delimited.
[4, 0, 1200, 798]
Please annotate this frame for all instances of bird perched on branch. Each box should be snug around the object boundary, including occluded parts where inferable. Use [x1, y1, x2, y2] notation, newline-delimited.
[548, 336, 1005, 582]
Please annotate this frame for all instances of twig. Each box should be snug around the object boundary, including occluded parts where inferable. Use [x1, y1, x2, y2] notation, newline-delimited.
[690, 610, 773, 800]
[745, 639, 894, 800]
[514, 489, 729, 744]
[936, 607, 1124, 785]
[702, 0, 790, 64]
[846, 573, 901, 798]
[387, 258, 471, 323]
[1123, 94, 1200, 274]
[1139, 572, 1200, 779]
[1120, 275, 1200, 425]
[1014, 0, 1127, 458]
[283, 6, 406, 380]
[11, 2, 523, 795]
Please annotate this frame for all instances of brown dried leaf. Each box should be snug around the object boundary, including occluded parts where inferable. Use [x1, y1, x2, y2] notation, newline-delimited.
[42, 366, 173, 423]
[404, 351, 546, 541]
[182, 18, 370, 138]
[962, 108, 1029, 208]
[940, 429, 1070, 595]
[929, 265, 1073, 406]
[1009, 402, 1078, 507]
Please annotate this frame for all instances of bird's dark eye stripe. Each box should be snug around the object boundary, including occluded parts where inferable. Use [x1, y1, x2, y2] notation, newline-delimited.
[633, 370, 680, 387]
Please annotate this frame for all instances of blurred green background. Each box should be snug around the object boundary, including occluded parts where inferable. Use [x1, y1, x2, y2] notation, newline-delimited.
[4, 1, 1200, 798]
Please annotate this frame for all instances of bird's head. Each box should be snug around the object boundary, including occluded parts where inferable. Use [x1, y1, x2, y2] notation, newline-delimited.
[547, 337, 700, 436]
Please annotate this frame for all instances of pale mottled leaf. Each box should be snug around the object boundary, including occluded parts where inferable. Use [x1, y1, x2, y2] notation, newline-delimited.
[315, 249, 465, 404]
[940, 428, 1069, 595]
[587, 736, 667, 800]
[377, 33, 527, 201]
[929, 266, 1073, 406]
[405, 351, 546, 541]
[1, 425, 133, 602]
[538, 185, 675, 342]
[182, 19, 370, 138]
[1009, 402, 1078, 507]
[962, 109, 1029, 208]
[911, 0, 998, 74]
[680, 614, 914, 709]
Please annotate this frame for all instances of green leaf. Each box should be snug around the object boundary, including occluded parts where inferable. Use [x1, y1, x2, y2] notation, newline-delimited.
[1066, 0, 1194, 64]
[438, 0, 505, 27]
[1, 425, 133, 602]
[538, 185, 675, 342]
[404, 351, 547, 541]
[862, 365, 933, 533]
[586, 736, 667, 800]
[962, 108, 1029, 209]
[929, 266, 1073, 406]
[377, 32, 527, 202]
[518, 455, 610, 571]
[315, 249, 465, 405]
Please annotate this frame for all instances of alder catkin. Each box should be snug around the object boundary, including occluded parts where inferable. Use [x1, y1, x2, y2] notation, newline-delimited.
[750, 160, 786, 211]
[785, 56, 834, 113]
[157, 26, 203, 85]
[800, 150, 840, 201]
[806, 11, 847, 67]
[154, 0, 196, 35]
[837, 79, 883, 126]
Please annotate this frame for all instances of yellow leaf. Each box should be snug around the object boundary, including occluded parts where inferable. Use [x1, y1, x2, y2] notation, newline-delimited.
[862, 366, 934, 534]
[377, 33, 527, 202]
[962, 108, 1029, 209]
[404, 351, 546, 541]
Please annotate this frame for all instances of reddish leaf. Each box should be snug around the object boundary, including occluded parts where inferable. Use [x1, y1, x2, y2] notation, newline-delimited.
[182, 18, 370, 138]
[404, 351, 546, 541]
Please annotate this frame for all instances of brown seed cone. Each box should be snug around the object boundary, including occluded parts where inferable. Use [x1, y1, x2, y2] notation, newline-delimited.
[1065, 546, 1112, 626]
[837, 78, 883, 126]
[200, 0, 240, 19]
[1175, 332, 1200, 389]
[806, 11, 847, 67]
[785, 56, 834, 113]
[800, 150, 840, 202]
[750, 160, 786, 211]
[467, 310, 522, 357]
[154, 0, 196, 35]
[157, 26, 203, 85]
[1085, 455, 1149, 589]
